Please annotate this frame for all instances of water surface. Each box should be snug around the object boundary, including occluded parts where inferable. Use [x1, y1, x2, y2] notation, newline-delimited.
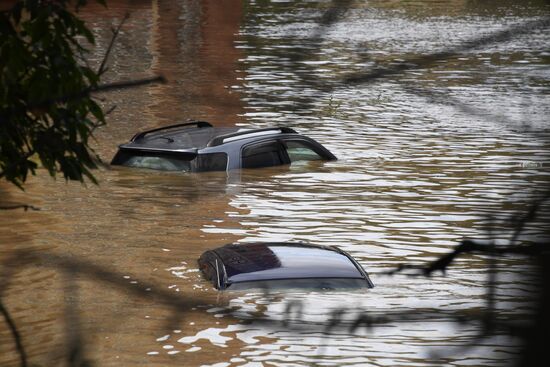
[1, 1, 549, 366]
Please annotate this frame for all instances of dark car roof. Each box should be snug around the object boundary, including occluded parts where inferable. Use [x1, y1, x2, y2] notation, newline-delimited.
[202, 242, 373, 287]
[124, 123, 240, 150]
[119, 121, 304, 151]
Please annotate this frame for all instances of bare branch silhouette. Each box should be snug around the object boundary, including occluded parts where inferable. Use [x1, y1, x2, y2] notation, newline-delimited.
[0, 300, 27, 367]
[0, 205, 40, 211]
[342, 17, 550, 85]
[97, 13, 130, 76]
[1, 251, 202, 313]
[384, 240, 545, 277]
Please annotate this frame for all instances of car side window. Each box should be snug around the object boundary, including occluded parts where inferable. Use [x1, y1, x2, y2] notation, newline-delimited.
[284, 140, 323, 162]
[242, 141, 286, 169]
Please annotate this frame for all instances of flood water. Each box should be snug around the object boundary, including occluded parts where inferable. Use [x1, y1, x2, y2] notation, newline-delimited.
[1, 0, 550, 366]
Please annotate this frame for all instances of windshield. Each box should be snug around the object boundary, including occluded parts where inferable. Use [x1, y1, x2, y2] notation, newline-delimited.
[226, 278, 369, 291]
[112, 151, 192, 171]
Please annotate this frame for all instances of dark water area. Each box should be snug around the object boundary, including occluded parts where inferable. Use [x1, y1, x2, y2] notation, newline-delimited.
[1, 0, 549, 366]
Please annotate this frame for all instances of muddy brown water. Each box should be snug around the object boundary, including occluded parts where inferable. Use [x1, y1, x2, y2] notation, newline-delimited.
[1, 1, 550, 366]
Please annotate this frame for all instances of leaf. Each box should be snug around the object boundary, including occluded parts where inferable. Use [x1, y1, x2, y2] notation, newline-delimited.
[87, 100, 104, 123]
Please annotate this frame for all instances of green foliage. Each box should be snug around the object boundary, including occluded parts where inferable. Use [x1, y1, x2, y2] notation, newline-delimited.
[0, 0, 106, 189]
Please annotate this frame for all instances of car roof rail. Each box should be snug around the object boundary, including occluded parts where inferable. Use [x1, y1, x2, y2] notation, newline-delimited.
[131, 120, 213, 142]
[207, 127, 297, 147]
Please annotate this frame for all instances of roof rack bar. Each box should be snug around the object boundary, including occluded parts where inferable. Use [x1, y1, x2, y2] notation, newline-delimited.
[131, 120, 213, 141]
[118, 145, 198, 154]
[207, 127, 297, 147]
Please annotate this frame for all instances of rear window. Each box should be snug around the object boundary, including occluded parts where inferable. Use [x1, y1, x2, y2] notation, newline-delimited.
[112, 151, 192, 171]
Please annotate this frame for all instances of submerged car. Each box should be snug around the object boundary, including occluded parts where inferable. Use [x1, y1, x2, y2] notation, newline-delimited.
[198, 242, 374, 291]
[111, 120, 336, 172]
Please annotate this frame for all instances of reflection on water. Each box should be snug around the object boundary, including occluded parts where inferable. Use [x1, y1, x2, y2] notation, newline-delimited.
[1, 0, 549, 366]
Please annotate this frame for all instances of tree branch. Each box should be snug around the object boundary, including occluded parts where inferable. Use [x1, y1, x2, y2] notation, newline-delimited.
[0, 299, 27, 367]
[0, 205, 40, 211]
[91, 76, 166, 95]
[385, 240, 547, 277]
[0, 76, 166, 121]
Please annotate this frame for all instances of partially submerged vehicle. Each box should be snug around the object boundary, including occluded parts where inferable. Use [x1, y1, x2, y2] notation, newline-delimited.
[198, 242, 374, 291]
[111, 121, 336, 172]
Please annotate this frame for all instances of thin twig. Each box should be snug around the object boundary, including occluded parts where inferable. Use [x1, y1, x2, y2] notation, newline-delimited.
[104, 105, 117, 116]
[97, 13, 130, 76]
